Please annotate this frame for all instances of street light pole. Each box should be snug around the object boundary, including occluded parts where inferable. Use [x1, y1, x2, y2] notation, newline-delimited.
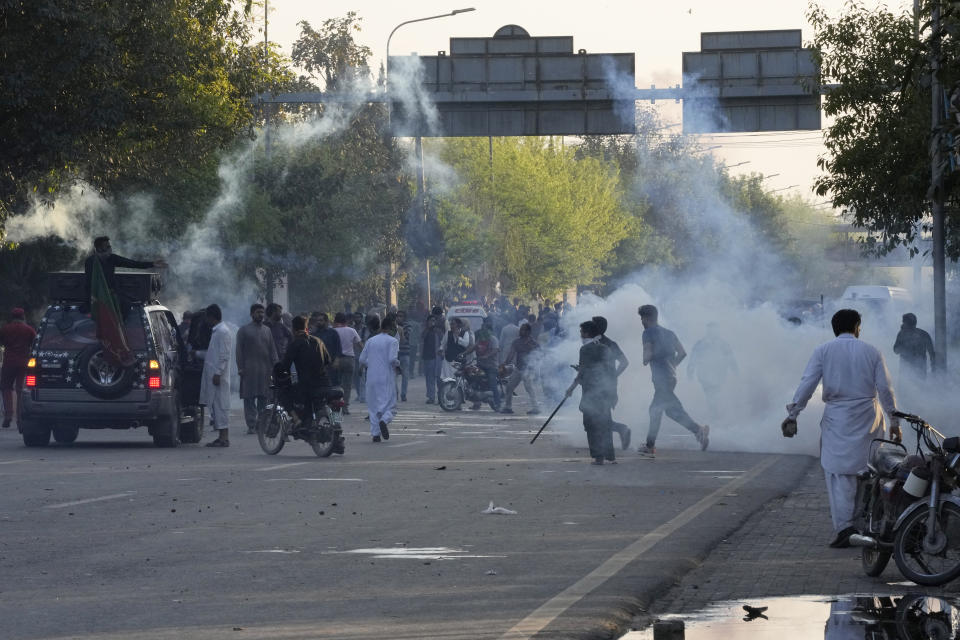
[930, 0, 948, 370]
[385, 8, 475, 311]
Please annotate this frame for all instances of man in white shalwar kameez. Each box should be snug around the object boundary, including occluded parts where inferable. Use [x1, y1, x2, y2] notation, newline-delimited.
[359, 315, 400, 442]
[783, 309, 900, 548]
[200, 304, 234, 447]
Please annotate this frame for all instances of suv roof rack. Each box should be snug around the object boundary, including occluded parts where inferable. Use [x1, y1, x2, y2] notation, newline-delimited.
[48, 271, 163, 304]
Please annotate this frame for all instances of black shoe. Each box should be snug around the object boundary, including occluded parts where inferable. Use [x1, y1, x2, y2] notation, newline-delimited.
[372, 435, 381, 442]
[379, 420, 390, 440]
[500, 408, 514, 414]
[246, 427, 256, 435]
[621, 428, 632, 451]
[401, 395, 407, 402]
[829, 526, 857, 548]
[1, 419, 10, 429]
[425, 399, 435, 404]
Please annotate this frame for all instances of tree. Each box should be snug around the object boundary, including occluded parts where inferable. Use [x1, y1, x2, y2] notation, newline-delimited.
[291, 13, 373, 92]
[808, 0, 960, 258]
[434, 137, 629, 298]
[0, 0, 293, 230]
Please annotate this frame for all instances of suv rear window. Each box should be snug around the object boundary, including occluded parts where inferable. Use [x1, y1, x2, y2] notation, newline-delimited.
[40, 310, 148, 351]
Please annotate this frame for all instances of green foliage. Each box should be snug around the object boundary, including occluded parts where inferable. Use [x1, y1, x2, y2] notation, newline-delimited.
[0, 0, 296, 230]
[808, 0, 960, 258]
[291, 13, 373, 91]
[433, 137, 629, 298]
[0, 238, 77, 318]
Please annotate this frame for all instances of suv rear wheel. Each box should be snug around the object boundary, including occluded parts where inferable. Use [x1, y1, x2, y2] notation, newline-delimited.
[52, 425, 79, 444]
[178, 406, 203, 444]
[152, 398, 181, 448]
[22, 419, 51, 447]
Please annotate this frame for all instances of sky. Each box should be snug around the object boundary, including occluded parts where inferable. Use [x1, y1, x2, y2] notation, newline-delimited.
[263, 0, 907, 201]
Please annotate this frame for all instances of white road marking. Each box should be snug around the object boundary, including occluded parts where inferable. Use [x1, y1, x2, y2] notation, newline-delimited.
[44, 492, 135, 510]
[499, 456, 780, 640]
[389, 440, 425, 448]
[264, 478, 364, 482]
[243, 549, 301, 554]
[0, 459, 31, 465]
[256, 461, 311, 472]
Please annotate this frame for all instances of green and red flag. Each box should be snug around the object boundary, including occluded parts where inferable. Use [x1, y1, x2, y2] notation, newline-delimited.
[90, 257, 134, 367]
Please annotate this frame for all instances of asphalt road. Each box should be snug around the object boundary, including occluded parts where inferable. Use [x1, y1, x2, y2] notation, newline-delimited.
[0, 378, 813, 640]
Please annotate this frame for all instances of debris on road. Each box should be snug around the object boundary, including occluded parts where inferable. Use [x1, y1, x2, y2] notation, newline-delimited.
[486, 569, 497, 575]
[434, 466, 446, 470]
[482, 501, 517, 515]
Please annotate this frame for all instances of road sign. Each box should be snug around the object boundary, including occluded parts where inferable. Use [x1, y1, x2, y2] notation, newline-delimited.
[388, 25, 635, 137]
[681, 30, 820, 133]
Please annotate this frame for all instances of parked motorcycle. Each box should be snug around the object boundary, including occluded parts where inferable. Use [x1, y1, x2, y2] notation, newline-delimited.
[851, 410, 960, 585]
[438, 358, 513, 412]
[256, 369, 345, 457]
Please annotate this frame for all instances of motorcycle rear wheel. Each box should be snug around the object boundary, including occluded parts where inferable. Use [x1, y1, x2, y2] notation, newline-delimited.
[862, 546, 892, 577]
[893, 502, 960, 586]
[309, 420, 336, 458]
[438, 381, 462, 412]
[257, 407, 287, 455]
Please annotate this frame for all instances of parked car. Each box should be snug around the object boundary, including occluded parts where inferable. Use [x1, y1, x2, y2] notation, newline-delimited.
[19, 272, 203, 447]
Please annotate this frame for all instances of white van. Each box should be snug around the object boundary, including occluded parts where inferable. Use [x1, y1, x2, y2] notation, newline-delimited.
[446, 304, 487, 332]
[838, 286, 913, 324]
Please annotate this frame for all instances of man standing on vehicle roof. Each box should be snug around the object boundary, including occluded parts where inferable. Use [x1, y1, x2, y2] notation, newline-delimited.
[236, 303, 278, 435]
[0, 308, 37, 429]
[83, 237, 167, 313]
[783, 308, 900, 548]
[201, 304, 233, 447]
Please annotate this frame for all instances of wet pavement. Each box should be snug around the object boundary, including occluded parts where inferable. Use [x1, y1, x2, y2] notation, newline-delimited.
[623, 594, 960, 639]
[626, 462, 960, 639]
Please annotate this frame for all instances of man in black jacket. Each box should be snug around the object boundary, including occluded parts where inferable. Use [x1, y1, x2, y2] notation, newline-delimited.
[566, 320, 617, 465]
[278, 315, 333, 430]
[84, 236, 167, 313]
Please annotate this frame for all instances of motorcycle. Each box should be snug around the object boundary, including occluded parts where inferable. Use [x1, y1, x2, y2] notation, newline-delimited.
[438, 358, 513, 412]
[256, 369, 346, 457]
[851, 410, 960, 585]
[846, 594, 960, 639]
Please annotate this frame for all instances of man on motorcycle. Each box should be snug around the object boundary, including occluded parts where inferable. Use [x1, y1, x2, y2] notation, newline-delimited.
[783, 308, 900, 548]
[462, 317, 501, 411]
[278, 315, 334, 436]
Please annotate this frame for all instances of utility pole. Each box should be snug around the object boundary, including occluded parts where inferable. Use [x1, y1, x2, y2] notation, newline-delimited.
[930, 0, 947, 370]
[262, 0, 274, 304]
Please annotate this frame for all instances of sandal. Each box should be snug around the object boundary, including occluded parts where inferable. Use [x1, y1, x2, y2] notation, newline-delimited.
[205, 439, 230, 447]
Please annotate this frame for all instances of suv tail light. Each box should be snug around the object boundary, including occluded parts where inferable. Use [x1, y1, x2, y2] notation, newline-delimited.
[25, 375, 37, 387]
[148, 376, 162, 389]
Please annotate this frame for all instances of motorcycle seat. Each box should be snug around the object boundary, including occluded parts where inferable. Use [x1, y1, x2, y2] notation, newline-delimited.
[872, 448, 906, 477]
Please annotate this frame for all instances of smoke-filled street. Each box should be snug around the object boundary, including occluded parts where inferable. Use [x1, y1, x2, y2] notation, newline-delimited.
[0, 382, 811, 639]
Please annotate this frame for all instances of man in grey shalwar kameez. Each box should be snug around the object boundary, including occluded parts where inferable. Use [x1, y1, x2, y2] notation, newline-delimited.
[236, 303, 278, 434]
[358, 315, 400, 442]
[200, 304, 234, 447]
[784, 309, 900, 548]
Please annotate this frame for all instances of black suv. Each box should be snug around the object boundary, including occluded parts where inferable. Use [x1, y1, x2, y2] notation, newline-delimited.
[20, 272, 204, 447]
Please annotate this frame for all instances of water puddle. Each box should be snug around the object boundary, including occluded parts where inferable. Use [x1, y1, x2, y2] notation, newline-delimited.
[622, 594, 960, 639]
[336, 546, 507, 560]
